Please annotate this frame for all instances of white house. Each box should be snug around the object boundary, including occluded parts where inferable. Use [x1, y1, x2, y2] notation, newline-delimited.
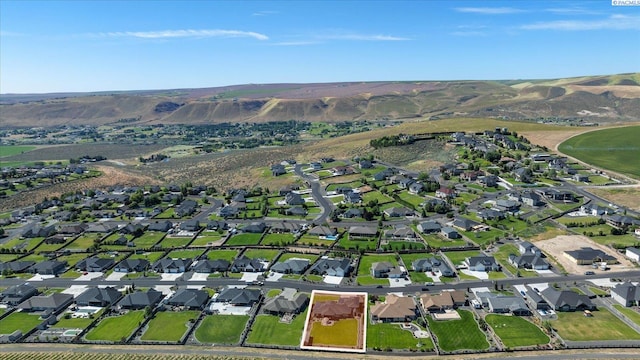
[625, 247, 640, 263]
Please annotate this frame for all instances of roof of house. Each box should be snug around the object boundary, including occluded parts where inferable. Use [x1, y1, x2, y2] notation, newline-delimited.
[564, 247, 616, 262]
[271, 258, 310, 273]
[370, 294, 416, 319]
[540, 288, 594, 309]
[76, 287, 121, 305]
[612, 282, 640, 302]
[262, 290, 309, 314]
[167, 288, 210, 308]
[18, 293, 73, 311]
[118, 289, 164, 308]
[215, 288, 261, 305]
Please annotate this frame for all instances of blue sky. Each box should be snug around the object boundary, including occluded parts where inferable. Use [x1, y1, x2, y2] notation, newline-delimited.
[1, 0, 639, 93]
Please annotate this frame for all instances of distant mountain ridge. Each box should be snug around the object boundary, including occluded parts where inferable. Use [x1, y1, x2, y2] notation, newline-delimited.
[1, 73, 639, 127]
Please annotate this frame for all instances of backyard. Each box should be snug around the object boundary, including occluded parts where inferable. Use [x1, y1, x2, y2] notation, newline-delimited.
[485, 314, 549, 348]
[552, 309, 640, 341]
[140, 311, 199, 342]
[85, 310, 145, 342]
[427, 310, 489, 352]
[194, 315, 249, 344]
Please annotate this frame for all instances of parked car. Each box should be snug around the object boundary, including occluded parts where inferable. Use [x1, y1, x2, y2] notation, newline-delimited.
[585, 271, 595, 275]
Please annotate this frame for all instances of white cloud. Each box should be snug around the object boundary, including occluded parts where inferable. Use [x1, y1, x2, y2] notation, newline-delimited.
[545, 7, 602, 15]
[252, 10, 279, 16]
[103, 29, 268, 40]
[322, 34, 410, 41]
[521, 14, 640, 31]
[455, 7, 524, 15]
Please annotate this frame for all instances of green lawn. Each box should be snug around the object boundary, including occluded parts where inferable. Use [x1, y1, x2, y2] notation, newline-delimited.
[614, 305, 640, 326]
[166, 249, 204, 259]
[206, 249, 238, 261]
[242, 248, 280, 261]
[417, 233, 467, 249]
[443, 250, 481, 267]
[0, 145, 37, 157]
[485, 314, 549, 348]
[338, 234, 378, 251]
[357, 254, 398, 275]
[296, 235, 335, 247]
[367, 322, 434, 351]
[85, 310, 145, 342]
[158, 236, 193, 248]
[129, 251, 166, 263]
[356, 275, 389, 285]
[191, 231, 225, 246]
[553, 308, 640, 341]
[463, 228, 505, 246]
[195, 315, 249, 344]
[427, 310, 489, 351]
[558, 125, 640, 178]
[135, 231, 166, 248]
[246, 309, 308, 346]
[225, 233, 263, 246]
[141, 311, 199, 342]
[261, 233, 296, 246]
[382, 240, 425, 251]
[277, 253, 318, 263]
[0, 311, 44, 334]
[493, 244, 538, 278]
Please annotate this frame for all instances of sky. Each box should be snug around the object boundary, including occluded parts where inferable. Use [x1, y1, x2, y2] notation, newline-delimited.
[1, 0, 639, 94]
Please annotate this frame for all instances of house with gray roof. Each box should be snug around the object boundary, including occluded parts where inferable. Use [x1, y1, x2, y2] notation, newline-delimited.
[285, 192, 305, 206]
[270, 258, 310, 274]
[153, 258, 192, 273]
[348, 225, 378, 238]
[231, 256, 265, 273]
[30, 260, 67, 275]
[193, 259, 230, 273]
[564, 247, 618, 265]
[75, 256, 114, 272]
[611, 282, 640, 307]
[0, 260, 35, 274]
[214, 288, 261, 306]
[114, 258, 149, 273]
[148, 220, 173, 232]
[307, 226, 338, 238]
[76, 287, 122, 307]
[166, 288, 210, 310]
[417, 221, 441, 234]
[118, 289, 164, 309]
[18, 293, 73, 314]
[441, 226, 460, 239]
[465, 256, 501, 272]
[262, 289, 309, 315]
[540, 288, 595, 312]
[508, 254, 550, 270]
[242, 222, 266, 234]
[1, 283, 39, 306]
[486, 295, 531, 315]
[309, 257, 351, 277]
[371, 262, 405, 278]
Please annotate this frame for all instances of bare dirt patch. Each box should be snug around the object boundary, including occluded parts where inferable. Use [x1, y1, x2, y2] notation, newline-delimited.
[534, 235, 635, 275]
[585, 186, 640, 212]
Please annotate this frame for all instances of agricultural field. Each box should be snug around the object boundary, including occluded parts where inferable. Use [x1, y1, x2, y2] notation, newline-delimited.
[85, 310, 145, 342]
[558, 126, 640, 178]
[427, 310, 489, 352]
[0, 145, 37, 157]
[140, 311, 199, 342]
[485, 314, 549, 348]
[552, 309, 640, 341]
[194, 314, 249, 344]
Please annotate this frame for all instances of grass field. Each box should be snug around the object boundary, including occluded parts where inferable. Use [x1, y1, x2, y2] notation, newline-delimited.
[443, 250, 481, 267]
[277, 252, 318, 263]
[158, 236, 193, 248]
[558, 126, 640, 178]
[194, 315, 249, 344]
[0, 145, 37, 158]
[225, 233, 263, 246]
[191, 231, 225, 246]
[167, 249, 203, 259]
[614, 305, 640, 326]
[206, 249, 238, 261]
[246, 310, 308, 346]
[552, 308, 640, 341]
[261, 233, 296, 246]
[357, 254, 398, 275]
[243, 248, 280, 261]
[0, 311, 44, 334]
[427, 310, 489, 352]
[307, 318, 359, 348]
[485, 314, 549, 348]
[85, 310, 145, 341]
[367, 322, 434, 350]
[141, 311, 199, 342]
[338, 234, 378, 251]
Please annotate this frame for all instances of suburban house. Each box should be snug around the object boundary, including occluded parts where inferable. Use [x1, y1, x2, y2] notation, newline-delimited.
[518, 241, 542, 256]
[417, 221, 441, 234]
[341, 208, 363, 219]
[495, 199, 520, 213]
[383, 225, 417, 240]
[118, 289, 164, 310]
[440, 226, 461, 239]
[525, 290, 550, 311]
[148, 220, 173, 232]
[192, 259, 230, 273]
[543, 189, 574, 202]
[179, 219, 200, 231]
[508, 254, 550, 270]
[420, 291, 466, 312]
[262, 288, 309, 315]
[435, 187, 456, 199]
[611, 282, 640, 307]
[607, 215, 640, 229]
[18, 293, 74, 314]
[231, 256, 265, 273]
[0, 260, 36, 274]
[284, 207, 307, 217]
[285, 192, 305, 206]
[371, 262, 405, 278]
[270, 258, 310, 275]
[580, 204, 614, 217]
[214, 287, 261, 306]
[307, 226, 338, 239]
[370, 294, 417, 323]
[348, 226, 378, 239]
[343, 191, 362, 205]
[114, 259, 149, 273]
[310, 296, 363, 321]
[451, 218, 483, 232]
[478, 208, 505, 221]
[625, 247, 640, 262]
[564, 247, 618, 265]
[75, 256, 115, 272]
[242, 222, 267, 234]
[383, 207, 414, 218]
[308, 257, 352, 277]
[75, 287, 122, 307]
[29, 260, 67, 275]
[412, 257, 455, 277]
[270, 221, 302, 234]
[484, 295, 530, 315]
[0, 283, 39, 306]
[175, 200, 198, 217]
[540, 288, 595, 312]
[409, 182, 424, 194]
[465, 256, 501, 272]
[153, 258, 192, 273]
[520, 191, 544, 207]
[166, 288, 210, 310]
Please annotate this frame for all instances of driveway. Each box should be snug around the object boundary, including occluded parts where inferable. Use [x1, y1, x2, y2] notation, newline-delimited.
[74, 272, 103, 281]
[389, 277, 412, 288]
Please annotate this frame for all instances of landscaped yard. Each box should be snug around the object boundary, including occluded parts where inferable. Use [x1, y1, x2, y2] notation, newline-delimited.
[85, 310, 145, 341]
[367, 322, 434, 351]
[485, 314, 549, 348]
[134, 231, 166, 248]
[614, 305, 640, 326]
[194, 315, 249, 344]
[493, 244, 538, 278]
[296, 235, 336, 247]
[261, 233, 296, 246]
[141, 311, 199, 342]
[427, 310, 489, 352]
[242, 248, 280, 261]
[158, 236, 193, 248]
[357, 254, 398, 275]
[225, 233, 263, 246]
[191, 231, 225, 246]
[246, 310, 307, 346]
[277, 253, 319, 263]
[552, 308, 640, 341]
[166, 249, 204, 259]
[308, 318, 359, 348]
[0, 311, 44, 334]
[338, 234, 378, 251]
[417, 233, 467, 249]
[206, 249, 238, 261]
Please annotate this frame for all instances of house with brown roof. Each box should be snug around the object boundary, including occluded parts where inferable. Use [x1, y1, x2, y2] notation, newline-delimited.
[420, 290, 466, 313]
[370, 294, 417, 323]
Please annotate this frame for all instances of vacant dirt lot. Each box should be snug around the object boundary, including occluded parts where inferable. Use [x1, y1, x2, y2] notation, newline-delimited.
[535, 235, 634, 275]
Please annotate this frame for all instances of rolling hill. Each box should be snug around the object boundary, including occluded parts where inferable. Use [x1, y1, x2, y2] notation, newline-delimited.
[1, 74, 639, 127]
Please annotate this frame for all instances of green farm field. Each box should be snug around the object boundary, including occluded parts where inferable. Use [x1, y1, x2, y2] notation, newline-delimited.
[558, 126, 640, 178]
[0, 145, 37, 158]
